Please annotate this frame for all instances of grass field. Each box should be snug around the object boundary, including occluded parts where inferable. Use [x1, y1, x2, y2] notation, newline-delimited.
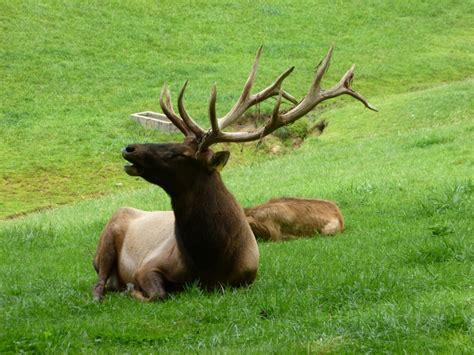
[1, 0, 473, 353]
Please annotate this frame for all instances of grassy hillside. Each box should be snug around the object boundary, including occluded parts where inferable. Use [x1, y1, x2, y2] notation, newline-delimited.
[1, 0, 472, 217]
[1, 0, 473, 353]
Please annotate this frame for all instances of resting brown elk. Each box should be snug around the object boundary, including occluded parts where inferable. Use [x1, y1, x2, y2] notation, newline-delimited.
[245, 197, 344, 241]
[92, 46, 376, 301]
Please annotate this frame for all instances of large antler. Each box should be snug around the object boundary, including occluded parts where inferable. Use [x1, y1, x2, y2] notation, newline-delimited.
[160, 46, 377, 152]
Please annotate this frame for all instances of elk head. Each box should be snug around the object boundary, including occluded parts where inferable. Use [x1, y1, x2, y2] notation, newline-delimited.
[122, 46, 376, 195]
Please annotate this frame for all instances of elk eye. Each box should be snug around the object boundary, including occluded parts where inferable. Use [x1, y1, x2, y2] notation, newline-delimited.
[174, 153, 190, 160]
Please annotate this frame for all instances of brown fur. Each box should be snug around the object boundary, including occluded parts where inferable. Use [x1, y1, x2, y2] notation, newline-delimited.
[92, 143, 259, 302]
[244, 197, 344, 241]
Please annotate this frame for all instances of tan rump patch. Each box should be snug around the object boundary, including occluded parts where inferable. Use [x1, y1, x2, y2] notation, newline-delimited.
[321, 219, 342, 235]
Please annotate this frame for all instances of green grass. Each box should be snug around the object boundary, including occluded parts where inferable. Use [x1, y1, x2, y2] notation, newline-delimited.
[1, 0, 473, 353]
[1, 78, 473, 353]
[1, 0, 473, 217]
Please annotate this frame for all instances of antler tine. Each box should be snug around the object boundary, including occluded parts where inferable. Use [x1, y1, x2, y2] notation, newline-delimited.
[269, 91, 284, 128]
[215, 46, 262, 129]
[281, 89, 298, 105]
[159, 84, 190, 136]
[331, 65, 378, 111]
[313, 46, 334, 94]
[241, 45, 263, 101]
[208, 84, 220, 133]
[197, 84, 222, 150]
[249, 65, 296, 103]
[178, 80, 207, 137]
[217, 47, 297, 130]
[280, 47, 377, 124]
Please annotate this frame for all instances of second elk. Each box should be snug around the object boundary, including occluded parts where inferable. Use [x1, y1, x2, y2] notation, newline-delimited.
[245, 197, 344, 241]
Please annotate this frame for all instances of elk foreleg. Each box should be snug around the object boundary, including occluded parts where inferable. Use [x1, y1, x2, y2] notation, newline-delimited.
[92, 227, 118, 301]
[133, 265, 167, 302]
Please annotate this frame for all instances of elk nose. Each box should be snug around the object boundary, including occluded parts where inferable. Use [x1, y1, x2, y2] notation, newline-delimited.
[122, 145, 136, 156]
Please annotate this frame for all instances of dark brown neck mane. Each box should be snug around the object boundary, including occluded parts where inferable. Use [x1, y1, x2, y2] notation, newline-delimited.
[170, 172, 245, 275]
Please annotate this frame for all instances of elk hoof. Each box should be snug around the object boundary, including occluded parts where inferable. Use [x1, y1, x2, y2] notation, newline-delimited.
[92, 284, 105, 301]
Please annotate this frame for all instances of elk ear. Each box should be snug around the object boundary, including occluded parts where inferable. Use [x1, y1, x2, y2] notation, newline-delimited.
[208, 151, 230, 172]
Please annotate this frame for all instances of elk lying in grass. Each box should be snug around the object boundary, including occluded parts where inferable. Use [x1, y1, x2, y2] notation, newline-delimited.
[92, 46, 376, 301]
[245, 197, 344, 241]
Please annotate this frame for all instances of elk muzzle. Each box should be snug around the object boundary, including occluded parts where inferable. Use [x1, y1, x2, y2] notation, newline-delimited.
[122, 145, 143, 176]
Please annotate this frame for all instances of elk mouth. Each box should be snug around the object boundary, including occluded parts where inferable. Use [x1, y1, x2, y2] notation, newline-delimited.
[122, 148, 144, 176]
[123, 163, 143, 176]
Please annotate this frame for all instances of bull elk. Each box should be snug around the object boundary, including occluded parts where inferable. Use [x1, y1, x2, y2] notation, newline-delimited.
[92, 46, 376, 301]
[245, 197, 344, 241]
